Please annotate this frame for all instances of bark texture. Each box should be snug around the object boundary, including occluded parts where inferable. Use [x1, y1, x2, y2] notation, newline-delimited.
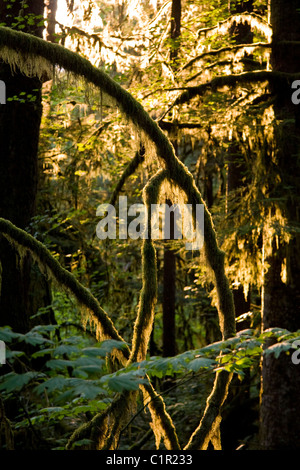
[0, 0, 45, 332]
[260, 0, 300, 450]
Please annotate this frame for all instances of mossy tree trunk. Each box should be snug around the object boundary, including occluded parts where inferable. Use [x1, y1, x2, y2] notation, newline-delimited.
[0, 0, 48, 332]
[260, 0, 300, 450]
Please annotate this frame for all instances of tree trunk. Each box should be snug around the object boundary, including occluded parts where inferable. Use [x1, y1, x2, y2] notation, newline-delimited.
[221, 3, 254, 449]
[170, 0, 181, 65]
[260, 0, 300, 450]
[162, 0, 181, 358]
[0, 0, 48, 332]
[162, 200, 176, 357]
[45, 0, 58, 43]
[227, 1, 253, 328]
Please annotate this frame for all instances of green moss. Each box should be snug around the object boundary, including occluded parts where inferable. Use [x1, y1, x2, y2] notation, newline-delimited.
[184, 370, 232, 450]
[110, 146, 145, 207]
[0, 218, 129, 363]
[0, 26, 238, 450]
[141, 381, 181, 450]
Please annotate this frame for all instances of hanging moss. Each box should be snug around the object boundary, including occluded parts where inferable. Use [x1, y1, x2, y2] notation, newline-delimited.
[141, 380, 181, 450]
[0, 27, 238, 449]
[128, 170, 165, 364]
[181, 42, 271, 71]
[184, 370, 232, 450]
[66, 391, 136, 450]
[197, 12, 272, 41]
[0, 218, 129, 363]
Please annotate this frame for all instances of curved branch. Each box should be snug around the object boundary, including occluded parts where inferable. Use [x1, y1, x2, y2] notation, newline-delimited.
[0, 218, 130, 362]
[126, 169, 181, 449]
[181, 42, 270, 71]
[66, 391, 134, 449]
[141, 380, 181, 450]
[128, 169, 167, 364]
[197, 13, 272, 41]
[109, 145, 145, 207]
[0, 27, 236, 448]
[165, 70, 300, 115]
[184, 370, 232, 450]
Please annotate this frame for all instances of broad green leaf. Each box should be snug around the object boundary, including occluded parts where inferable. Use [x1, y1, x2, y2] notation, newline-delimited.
[71, 439, 93, 448]
[52, 344, 80, 356]
[32, 348, 55, 358]
[35, 376, 70, 394]
[5, 350, 26, 360]
[67, 378, 105, 399]
[108, 373, 146, 392]
[0, 371, 39, 392]
[23, 331, 53, 346]
[46, 359, 75, 370]
[73, 402, 108, 414]
[188, 357, 216, 372]
[74, 356, 105, 368]
[98, 340, 129, 356]
[0, 327, 23, 342]
[264, 341, 292, 359]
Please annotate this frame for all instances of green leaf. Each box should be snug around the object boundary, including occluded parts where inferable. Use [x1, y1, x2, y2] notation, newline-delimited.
[71, 439, 93, 448]
[23, 331, 53, 346]
[74, 356, 105, 368]
[73, 402, 108, 415]
[188, 357, 216, 372]
[32, 348, 55, 358]
[41, 406, 64, 416]
[97, 340, 129, 356]
[68, 378, 105, 399]
[72, 368, 89, 379]
[264, 341, 292, 359]
[0, 372, 39, 392]
[46, 359, 75, 370]
[235, 357, 253, 368]
[0, 327, 23, 342]
[81, 346, 107, 357]
[35, 376, 70, 394]
[5, 350, 26, 360]
[107, 373, 146, 392]
[52, 344, 80, 356]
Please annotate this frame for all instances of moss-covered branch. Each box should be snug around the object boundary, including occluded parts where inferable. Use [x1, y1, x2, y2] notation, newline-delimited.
[181, 42, 271, 71]
[165, 70, 300, 116]
[0, 27, 236, 448]
[128, 170, 167, 364]
[197, 13, 272, 41]
[126, 169, 181, 449]
[109, 146, 145, 207]
[0, 218, 129, 362]
[141, 380, 181, 450]
[184, 370, 232, 450]
[66, 391, 136, 449]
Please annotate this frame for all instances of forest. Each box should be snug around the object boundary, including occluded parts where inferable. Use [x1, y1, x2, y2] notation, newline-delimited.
[0, 0, 299, 452]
